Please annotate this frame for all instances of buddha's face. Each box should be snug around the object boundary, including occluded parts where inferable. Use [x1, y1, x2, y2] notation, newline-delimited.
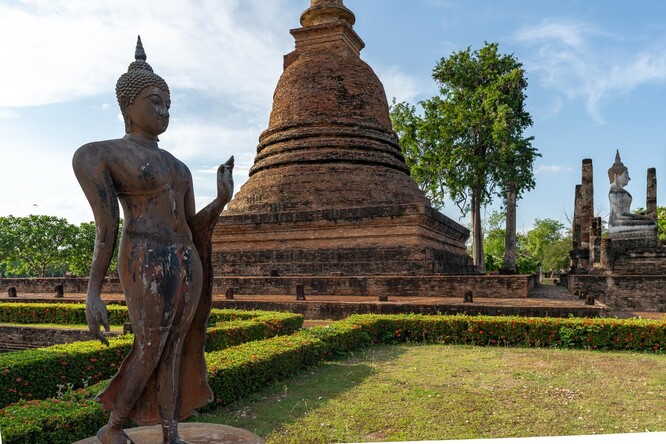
[616, 170, 630, 187]
[124, 86, 170, 139]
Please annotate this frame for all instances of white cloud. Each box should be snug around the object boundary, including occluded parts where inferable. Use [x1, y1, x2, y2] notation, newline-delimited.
[515, 19, 666, 125]
[375, 65, 423, 103]
[0, 0, 297, 109]
[162, 121, 261, 164]
[535, 165, 574, 174]
[0, 109, 19, 120]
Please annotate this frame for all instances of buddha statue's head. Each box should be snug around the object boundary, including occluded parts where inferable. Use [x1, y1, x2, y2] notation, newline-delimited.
[116, 36, 171, 137]
[608, 149, 629, 186]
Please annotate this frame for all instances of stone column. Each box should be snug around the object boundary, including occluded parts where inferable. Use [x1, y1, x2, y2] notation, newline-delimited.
[502, 182, 517, 274]
[647, 167, 657, 222]
[590, 217, 602, 265]
[580, 159, 594, 270]
[599, 238, 613, 271]
[572, 184, 582, 250]
[580, 159, 594, 247]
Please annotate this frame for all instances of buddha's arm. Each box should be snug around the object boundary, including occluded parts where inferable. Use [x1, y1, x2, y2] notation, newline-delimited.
[72, 146, 119, 345]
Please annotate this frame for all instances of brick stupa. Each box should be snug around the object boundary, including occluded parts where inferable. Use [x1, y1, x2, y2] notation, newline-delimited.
[212, 0, 477, 293]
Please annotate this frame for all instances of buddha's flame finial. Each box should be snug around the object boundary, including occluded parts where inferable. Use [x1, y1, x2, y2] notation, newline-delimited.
[135, 35, 147, 62]
[608, 149, 628, 183]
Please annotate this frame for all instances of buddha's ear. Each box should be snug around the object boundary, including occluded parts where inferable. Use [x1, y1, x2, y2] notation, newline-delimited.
[119, 96, 132, 133]
[119, 95, 130, 113]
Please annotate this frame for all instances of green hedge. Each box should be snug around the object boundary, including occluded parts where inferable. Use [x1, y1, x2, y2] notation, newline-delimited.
[0, 334, 324, 444]
[206, 332, 325, 406]
[0, 303, 129, 325]
[206, 313, 305, 352]
[0, 383, 107, 444]
[0, 311, 303, 409]
[315, 314, 666, 352]
[0, 302, 281, 327]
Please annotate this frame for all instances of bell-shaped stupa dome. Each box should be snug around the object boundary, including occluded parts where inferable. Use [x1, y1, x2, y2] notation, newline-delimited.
[214, 0, 475, 282]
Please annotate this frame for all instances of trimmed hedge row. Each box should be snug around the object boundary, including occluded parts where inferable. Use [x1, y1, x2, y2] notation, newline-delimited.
[206, 313, 304, 352]
[0, 311, 303, 409]
[0, 303, 130, 325]
[309, 314, 666, 353]
[0, 334, 325, 444]
[1, 313, 664, 443]
[0, 302, 275, 326]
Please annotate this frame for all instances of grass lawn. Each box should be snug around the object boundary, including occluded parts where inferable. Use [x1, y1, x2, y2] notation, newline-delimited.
[193, 344, 666, 443]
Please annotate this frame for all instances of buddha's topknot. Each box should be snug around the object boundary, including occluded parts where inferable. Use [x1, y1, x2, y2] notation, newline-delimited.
[608, 149, 628, 183]
[115, 36, 170, 107]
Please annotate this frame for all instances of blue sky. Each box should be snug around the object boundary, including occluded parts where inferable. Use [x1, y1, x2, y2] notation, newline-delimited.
[1, 0, 665, 233]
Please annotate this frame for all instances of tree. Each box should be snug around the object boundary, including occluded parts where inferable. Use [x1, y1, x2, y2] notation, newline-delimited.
[391, 42, 539, 272]
[68, 220, 122, 276]
[523, 218, 571, 273]
[482, 210, 507, 271]
[0, 215, 76, 277]
[483, 213, 570, 274]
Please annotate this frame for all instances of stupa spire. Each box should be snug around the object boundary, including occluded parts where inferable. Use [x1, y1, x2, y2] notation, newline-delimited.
[301, 0, 355, 27]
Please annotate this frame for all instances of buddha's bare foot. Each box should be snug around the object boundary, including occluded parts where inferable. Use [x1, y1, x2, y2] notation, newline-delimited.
[97, 424, 135, 444]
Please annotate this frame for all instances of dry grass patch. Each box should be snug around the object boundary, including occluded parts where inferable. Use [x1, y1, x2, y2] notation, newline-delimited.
[194, 344, 666, 443]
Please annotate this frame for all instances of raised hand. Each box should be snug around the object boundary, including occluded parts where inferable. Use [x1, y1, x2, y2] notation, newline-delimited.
[217, 156, 235, 205]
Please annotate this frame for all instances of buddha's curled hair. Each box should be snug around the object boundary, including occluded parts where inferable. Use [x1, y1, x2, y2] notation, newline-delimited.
[116, 36, 170, 107]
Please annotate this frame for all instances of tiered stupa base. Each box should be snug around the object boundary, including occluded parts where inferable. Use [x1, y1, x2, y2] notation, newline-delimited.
[211, 0, 479, 294]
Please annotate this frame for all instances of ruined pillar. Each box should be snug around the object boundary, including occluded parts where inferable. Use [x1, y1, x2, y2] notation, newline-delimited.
[572, 184, 582, 250]
[580, 159, 594, 246]
[599, 238, 613, 271]
[502, 182, 517, 274]
[590, 217, 602, 265]
[647, 167, 657, 222]
[580, 159, 594, 270]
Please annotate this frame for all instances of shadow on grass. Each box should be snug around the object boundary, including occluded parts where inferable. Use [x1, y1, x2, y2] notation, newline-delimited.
[190, 346, 408, 438]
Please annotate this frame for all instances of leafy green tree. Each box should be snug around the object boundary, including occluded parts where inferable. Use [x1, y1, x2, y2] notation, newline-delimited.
[523, 218, 571, 273]
[391, 42, 539, 272]
[658, 207, 666, 242]
[482, 210, 506, 271]
[483, 214, 570, 274]
[0, 215, 76, 277]
[68, 220, 122, 276]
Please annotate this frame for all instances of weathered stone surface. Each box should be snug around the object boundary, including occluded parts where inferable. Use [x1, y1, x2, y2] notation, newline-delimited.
[212, 274, 536, 298]
[570, 274, 666, 312]
[580, 159, 594, 247]
[0, 277, 122, 294]
[212, 0, 475, 281]
[73, 423, 264, 444]
[569, 153, 665, 311]
[647, 167, 657, 221]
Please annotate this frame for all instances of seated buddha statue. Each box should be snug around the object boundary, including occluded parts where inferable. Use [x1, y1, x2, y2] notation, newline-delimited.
[607, 150, 656, 237]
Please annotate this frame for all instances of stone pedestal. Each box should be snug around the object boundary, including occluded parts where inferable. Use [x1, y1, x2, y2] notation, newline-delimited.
[73, 423, 264, 444]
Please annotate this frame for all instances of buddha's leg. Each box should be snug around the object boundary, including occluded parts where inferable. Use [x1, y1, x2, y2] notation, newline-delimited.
[98, 242, 177, 442]
[157, 245, 203, 444]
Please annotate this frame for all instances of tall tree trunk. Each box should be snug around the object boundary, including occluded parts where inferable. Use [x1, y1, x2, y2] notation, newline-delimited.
[502, 182, 517, 274]
[471, 184, 485, 273]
